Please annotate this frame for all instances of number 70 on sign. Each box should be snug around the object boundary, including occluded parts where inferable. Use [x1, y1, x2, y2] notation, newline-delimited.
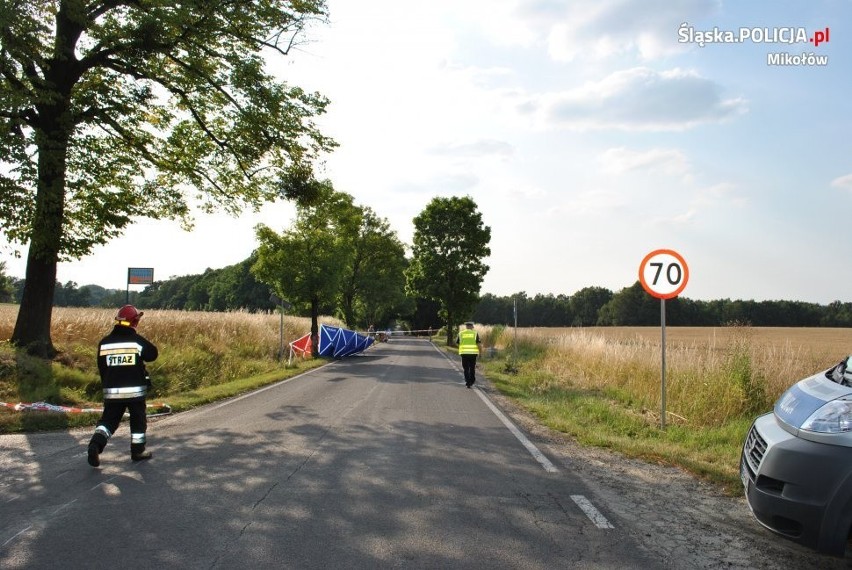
[639, 249, 689, 299]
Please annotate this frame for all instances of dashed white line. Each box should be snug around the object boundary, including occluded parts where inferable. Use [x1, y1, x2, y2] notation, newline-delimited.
[571, 495, 614, 529]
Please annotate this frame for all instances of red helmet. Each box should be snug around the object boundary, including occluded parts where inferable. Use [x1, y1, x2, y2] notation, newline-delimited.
[115, 305, 144, 328]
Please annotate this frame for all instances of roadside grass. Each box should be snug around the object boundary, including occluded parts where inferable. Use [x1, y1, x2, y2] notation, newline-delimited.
[453, 323, 847, 496]
[392, 327, 816, 497]
[0, 305, 337, 433]
[484, 363, 753, 494]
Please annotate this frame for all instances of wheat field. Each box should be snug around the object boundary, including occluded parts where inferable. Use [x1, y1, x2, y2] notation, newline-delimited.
[0, 304, 325, 350]
[487, 325, 852, 426]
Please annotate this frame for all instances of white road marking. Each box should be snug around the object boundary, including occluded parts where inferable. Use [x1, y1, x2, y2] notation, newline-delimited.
[3, 526, 32, 547]
[207, 366, 327, 411]
[431, 343, 558, 473]
[52, 499, 77, 514]
[474, 389, 559, 473]
[571, 495, 614, 529]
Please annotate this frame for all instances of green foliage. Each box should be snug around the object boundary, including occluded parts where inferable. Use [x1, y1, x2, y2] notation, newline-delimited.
[597, 282, 661, 326]
[471, 289, 852, 328]
[1, 1, 335, 354]
[252, 182, 359, 340]
[570, 286, 614, 326]
[723, 328, 768, 414]
[3, 1, 334, 252]
[339, 207, 409, 328]
[406, 196, 491, 342]
[0, 262, 13, 303]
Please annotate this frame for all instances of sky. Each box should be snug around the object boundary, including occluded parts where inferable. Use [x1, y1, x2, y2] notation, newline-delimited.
[3, 0, 852, 304]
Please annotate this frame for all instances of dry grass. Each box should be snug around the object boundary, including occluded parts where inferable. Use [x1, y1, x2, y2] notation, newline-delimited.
[0, 304, 342, 403]
[0, 304, 319, 351]
[0, 304, 343, 356]
[490, 325, 851, 427]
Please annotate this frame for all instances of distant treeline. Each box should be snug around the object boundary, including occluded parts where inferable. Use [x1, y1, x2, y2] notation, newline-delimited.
[5, 262, 852, 328]
[474, 283, 852, 327]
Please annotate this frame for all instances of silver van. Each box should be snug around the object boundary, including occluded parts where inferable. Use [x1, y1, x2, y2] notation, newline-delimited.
[741, 357, 852, 556]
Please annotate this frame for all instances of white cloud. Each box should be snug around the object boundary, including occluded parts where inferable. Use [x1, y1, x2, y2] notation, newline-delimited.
[527, 0, 721, 61]
[518, 67, 747, 131]
[830, 174, 852, 190]
[546, 188, 631, 219]
[428, 139, 515, 159]
[598, 147, 691, 178]
[416, 0, 720, 62]
[694, 182, 745, 206]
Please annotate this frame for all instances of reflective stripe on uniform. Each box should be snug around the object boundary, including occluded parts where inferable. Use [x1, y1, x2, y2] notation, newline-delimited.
[458, 329, 480, 355]
[95, 425, 112, 439]
[103, 386, 147, 399]
[131, 432, 146, 444]
[99, 341, 144, 356]
[100, 341, 143, 367]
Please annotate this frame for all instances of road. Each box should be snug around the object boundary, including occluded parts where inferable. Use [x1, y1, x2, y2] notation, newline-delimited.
[1, 337, 848, 569]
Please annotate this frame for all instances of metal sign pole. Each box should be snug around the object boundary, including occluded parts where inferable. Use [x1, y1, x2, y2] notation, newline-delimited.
[639, 249, 688, 431]
[513, 297, 518, 363]
[279, 306, 284, 362]
[661, 298, 667, 430]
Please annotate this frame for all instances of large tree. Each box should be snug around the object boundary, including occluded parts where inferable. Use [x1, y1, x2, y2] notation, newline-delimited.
[252, 182, 359, 354]
[339, 207, 408, 329]
[570, 286, 614, 326]
[0, 1, 334, 356]
[597, 281, 662, 326]
[405, 196, 491, 345]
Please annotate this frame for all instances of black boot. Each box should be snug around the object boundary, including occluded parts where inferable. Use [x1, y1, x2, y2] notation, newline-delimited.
[87, 443, 100, 467]
[131, 443, 152, 461]
[87, 433, 107, 467]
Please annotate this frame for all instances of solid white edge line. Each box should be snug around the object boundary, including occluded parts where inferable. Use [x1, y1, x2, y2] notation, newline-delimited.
[474, 389, 559, 473]
[431, 342, 558, 473]
[207, 363, 332, 411]
[571, 495, 614, 529]
[3, 526, 32, 547]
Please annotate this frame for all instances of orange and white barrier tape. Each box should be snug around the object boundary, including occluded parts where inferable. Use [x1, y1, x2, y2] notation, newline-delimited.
[1, 401, 172, 416]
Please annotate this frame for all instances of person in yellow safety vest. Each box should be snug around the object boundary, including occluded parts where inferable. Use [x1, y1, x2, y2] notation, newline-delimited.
[456, 321, 482, 388]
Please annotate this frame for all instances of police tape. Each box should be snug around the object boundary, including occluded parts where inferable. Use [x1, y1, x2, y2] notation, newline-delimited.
[366, 328, 442, 335]
[0, 401, 172, 416]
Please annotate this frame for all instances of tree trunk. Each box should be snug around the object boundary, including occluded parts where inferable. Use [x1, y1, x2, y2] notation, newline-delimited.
[11, 118, 70, 358]
[446, 309, 454, 346]
[12, 256, 58, 357]
[341, 289, 355, 328]
[310, 296, 319, 357]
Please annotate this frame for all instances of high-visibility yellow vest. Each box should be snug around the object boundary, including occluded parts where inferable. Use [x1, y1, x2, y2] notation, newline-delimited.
[458, 329, 479, 355]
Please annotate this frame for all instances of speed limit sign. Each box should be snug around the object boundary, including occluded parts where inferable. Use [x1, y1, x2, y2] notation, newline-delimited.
[639, 249, 689, 430]
[639, 249, 689, 299]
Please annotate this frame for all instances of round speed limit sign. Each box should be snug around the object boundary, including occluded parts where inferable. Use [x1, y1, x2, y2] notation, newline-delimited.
[639, 249, 689, 299]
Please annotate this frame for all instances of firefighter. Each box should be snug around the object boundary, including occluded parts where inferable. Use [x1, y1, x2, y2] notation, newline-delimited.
[87, 305, 159, 467]
[457, 321, 482, 388]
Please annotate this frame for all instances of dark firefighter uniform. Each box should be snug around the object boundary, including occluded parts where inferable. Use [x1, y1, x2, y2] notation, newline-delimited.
[87, 305, 158, 467]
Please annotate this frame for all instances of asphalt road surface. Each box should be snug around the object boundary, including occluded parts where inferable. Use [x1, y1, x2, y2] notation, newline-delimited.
[1, 337, 848, 569]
